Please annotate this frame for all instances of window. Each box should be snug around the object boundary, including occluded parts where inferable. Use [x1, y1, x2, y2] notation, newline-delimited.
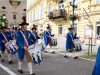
[35, 7, 38, 20]
[37, 6, 39, 19]
[96, 0, 100, 4]
[30, 11, 32, 22]
[97, 22, 100, 38]
[28, 13, 30, 22]
[33, 9, 35, 21]
[74, 24, 77, 35]
[58, 0, 64, 9]
[40, 2, 44, 18]
[58, 3, 64, 9]
[31, 10, 33, 21]
[48, 3, 52, 12]
[59, 25, 62, 34]
[27, 13, 29, 22]
[13, 14, 16, 19]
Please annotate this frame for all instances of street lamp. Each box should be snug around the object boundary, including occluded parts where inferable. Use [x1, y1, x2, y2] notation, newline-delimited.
[68, 0, 78, 29]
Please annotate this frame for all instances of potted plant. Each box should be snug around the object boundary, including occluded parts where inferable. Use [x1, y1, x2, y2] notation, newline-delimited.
[68, 14, 81, 21]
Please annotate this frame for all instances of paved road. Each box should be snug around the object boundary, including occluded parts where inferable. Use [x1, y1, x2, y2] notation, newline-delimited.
[0, 53, 95, 75]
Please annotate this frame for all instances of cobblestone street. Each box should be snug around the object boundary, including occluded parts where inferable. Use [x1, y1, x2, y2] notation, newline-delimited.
[0, 52, 94, 75]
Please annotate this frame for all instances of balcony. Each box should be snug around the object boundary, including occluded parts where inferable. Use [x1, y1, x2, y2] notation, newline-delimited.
[48, 9, 67, 21]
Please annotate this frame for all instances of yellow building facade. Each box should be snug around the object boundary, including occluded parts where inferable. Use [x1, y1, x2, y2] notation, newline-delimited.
[27, 0, 100, 44]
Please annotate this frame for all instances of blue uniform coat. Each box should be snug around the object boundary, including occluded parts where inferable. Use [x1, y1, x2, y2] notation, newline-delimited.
[92, 46, 100, 75]
[0, 31, 12, 51]
[44, 30, 51, 45]
[32, 32, 40, 39]
[11, 30, 16, 39]
[16, 30, 37, 60]
[66, 32, 74, 50]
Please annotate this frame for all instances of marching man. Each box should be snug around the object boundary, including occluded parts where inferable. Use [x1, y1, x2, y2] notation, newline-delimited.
[0, 24, 13, 64]
[16, 22, 38, 75]
[44, 24, 55, 53]
[92, 45, 100, 74]
[65, 26, 79, 59]
[31, 24, 40, 41]
[11, 26, 17, 39]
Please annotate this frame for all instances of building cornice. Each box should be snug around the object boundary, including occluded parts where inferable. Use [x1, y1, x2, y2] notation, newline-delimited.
[27, 0, 42, 12]
[90, 4, 100, 7]
[81, 0, 91, 3]
[79, 10, 100, 16]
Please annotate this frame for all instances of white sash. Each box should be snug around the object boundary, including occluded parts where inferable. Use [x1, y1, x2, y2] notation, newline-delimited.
[1, 32, 8, 42]
[47, 30, 50, 36]
[20, 30, 29, 46]
[68, 32, 73, 40]
[32, 32, 37, 39]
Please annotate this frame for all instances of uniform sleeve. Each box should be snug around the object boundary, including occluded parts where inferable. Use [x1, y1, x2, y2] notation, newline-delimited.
[16, 31, 24, 47]
[0, 33, 3, 42]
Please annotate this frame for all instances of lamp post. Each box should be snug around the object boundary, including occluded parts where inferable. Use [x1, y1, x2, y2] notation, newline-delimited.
[68, 0, 78, 29]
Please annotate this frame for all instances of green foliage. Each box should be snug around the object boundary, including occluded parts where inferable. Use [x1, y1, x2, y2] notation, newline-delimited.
[0, 14, 9, 29]
[68, 14, 81, 21]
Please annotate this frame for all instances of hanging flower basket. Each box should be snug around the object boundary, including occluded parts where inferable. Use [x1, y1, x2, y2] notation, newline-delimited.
[68, 14, 81, 21]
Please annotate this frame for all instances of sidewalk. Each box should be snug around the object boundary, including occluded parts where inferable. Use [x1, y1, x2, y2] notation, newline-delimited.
[45, 36, 97, 61]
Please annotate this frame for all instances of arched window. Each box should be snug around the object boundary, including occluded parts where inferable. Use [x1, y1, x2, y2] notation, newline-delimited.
[96, 0, 100, 4]
[13, 14, 16, 19]
[48, 3, 52, 12]
[3, 14, 6, 17]
[40, 2, 44, 18]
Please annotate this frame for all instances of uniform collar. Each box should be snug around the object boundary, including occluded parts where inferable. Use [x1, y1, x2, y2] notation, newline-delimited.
[47, 30, 50, 32]
[21, 29, 27, 32]
[69, 31, 73, 33]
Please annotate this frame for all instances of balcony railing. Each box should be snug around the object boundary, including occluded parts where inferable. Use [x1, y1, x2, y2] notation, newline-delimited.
[48, 9, 67, 21]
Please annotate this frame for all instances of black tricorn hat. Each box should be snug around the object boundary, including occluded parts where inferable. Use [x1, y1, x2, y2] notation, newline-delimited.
[46, 24, 50, 29]
[19, 22, 29, 26]
[31, 24, 37, 30]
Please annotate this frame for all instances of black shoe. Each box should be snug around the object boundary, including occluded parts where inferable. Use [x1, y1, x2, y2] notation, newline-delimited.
[18, 69, 24, 74]
[74, 56, 79, 59]
[9, 61, 13, 64]
[0, 54, 1, 57]
[69, 50, 72, 52]
[64, 56, 68, 58]
[44, 51, 47, 53]
[1, 59, 4, 62]
[30, 73, 36, 75]
[52, 51, 55, 54]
